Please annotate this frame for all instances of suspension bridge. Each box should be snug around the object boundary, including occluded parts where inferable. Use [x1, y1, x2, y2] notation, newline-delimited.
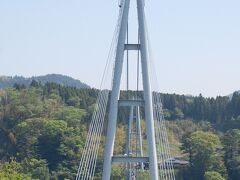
[76, 0, 176, 179]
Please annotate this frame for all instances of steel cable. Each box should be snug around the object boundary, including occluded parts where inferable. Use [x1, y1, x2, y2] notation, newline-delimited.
[76, 1, 125, 179]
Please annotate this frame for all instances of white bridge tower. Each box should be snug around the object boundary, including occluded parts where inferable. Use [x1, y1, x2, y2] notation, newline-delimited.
[76, 0, 175, 179]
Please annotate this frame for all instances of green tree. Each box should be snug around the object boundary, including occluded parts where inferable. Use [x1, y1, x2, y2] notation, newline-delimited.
[172, 107, 184, 119]
[183, 131, 226, 180]
[223, 129, 240, 180]
[204, 171, 225, 180]
[21, 158, 50, 180]
[0, 158, 31, 180]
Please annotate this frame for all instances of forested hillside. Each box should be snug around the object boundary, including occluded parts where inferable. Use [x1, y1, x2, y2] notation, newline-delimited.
[0, 74, 90, 89]
[0, 81, 239, 179]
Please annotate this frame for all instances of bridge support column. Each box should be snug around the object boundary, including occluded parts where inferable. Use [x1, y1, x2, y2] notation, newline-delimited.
[137, 0, 159, 179]
[102, 0, 131, 179]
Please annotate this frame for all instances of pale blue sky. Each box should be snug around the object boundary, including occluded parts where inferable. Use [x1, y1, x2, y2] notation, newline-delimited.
[0, 0, 239, 97]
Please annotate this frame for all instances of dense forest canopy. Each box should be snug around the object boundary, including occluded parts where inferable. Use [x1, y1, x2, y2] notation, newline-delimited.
[0, 81, 239, 179]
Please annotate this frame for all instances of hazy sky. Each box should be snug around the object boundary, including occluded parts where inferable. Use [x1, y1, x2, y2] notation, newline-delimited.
[0, 0, 239, 97]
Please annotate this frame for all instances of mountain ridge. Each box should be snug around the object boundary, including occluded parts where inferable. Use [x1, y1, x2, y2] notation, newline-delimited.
[0, 74, 90, 89]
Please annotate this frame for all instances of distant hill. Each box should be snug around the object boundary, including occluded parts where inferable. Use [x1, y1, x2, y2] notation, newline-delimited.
[0, 74, 90, 89]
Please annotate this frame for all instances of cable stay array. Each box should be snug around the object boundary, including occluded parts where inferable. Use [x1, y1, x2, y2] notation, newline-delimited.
[75, 4, 125, 179]
[153, 92, 176, 180]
